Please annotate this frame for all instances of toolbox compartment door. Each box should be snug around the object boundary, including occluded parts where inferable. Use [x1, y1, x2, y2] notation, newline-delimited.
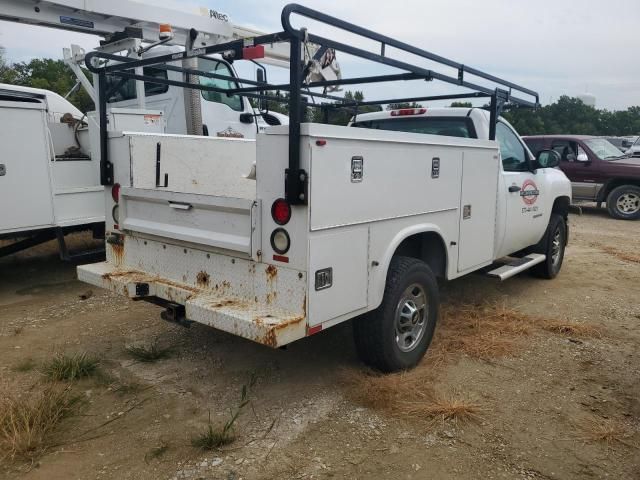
[120, 187, 258, 256]
[457, 149, 499, 271]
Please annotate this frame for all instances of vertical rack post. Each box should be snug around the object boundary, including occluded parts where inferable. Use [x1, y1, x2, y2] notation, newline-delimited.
[285, 36, 307, 205]
[98, 72, 113, 186]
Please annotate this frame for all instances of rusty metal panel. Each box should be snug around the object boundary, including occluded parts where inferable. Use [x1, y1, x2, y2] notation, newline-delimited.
[79, 236, 307, 348]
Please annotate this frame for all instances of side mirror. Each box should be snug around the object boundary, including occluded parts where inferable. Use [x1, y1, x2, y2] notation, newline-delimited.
[576, 152, 589, 162]
[536, 149, 561, 169]
[256, 68, 268, 112]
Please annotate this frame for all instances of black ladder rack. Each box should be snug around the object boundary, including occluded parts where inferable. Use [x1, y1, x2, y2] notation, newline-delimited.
[86, 3, 540, 205]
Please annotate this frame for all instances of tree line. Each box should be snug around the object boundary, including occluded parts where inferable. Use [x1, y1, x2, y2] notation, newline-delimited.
[1, 47, 93, 112]
[2, 48, 638, 136]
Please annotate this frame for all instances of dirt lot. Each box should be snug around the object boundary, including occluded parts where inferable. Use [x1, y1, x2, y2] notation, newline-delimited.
[1, 207, 639, 480]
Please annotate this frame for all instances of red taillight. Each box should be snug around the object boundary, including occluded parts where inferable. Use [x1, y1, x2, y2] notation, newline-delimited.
[271, 198, 291, 225]
[111, 183, 121, 203]
[390, 108, 427, 117]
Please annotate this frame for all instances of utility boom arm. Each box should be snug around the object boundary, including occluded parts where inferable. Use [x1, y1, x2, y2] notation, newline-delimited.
[0, 0, 290, 65]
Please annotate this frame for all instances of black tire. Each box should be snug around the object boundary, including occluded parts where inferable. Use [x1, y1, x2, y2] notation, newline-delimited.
[606, 185, 640, 220]
[353, 256, 438, 373]
[530, 213, 567, 279]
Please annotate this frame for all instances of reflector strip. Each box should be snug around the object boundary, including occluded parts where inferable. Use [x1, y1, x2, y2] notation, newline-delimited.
[307, 324, 323, 336]
[273, 254, 289, 263]
[242, 45, 265, 60]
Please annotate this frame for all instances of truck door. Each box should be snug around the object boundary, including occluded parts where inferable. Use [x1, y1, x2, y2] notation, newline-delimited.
[551, 139, 598, 200]
[198, 58, 256, 140]
[495, 121, 547, 257]
[0, 100, 54, 233]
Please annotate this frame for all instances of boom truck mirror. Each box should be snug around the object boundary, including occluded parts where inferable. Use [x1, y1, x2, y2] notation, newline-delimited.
[256, 68, 268, 112]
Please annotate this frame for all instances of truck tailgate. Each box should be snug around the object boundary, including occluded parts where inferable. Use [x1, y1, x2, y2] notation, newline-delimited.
[110, 133, 260, 257]
[120, 187, 259, 255]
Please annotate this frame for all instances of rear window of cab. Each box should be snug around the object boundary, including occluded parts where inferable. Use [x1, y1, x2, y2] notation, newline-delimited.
[351, 116, 477, 138]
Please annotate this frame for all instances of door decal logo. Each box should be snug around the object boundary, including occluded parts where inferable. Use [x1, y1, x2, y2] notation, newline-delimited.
[217, 127, 244, 138]
[520, 179, 539, 205]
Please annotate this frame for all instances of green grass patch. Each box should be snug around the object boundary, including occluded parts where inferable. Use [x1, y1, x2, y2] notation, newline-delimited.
[125, 341, 173, 363]
[42, 352, 100, 381]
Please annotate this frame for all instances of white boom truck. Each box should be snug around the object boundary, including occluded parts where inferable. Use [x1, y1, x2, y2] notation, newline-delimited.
[0, 0, 310, 258]
[77, 4, 571, 372]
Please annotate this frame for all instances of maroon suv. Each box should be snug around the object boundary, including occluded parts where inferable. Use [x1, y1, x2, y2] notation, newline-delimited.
[523, 135, 640, 220]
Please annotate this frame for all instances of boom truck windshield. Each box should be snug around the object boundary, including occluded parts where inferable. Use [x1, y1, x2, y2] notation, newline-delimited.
[72, 3, 570, 372]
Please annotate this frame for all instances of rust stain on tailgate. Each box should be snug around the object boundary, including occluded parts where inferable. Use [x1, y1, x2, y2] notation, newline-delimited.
[265, 264, 277, 281]
[196, 271, 210, 287]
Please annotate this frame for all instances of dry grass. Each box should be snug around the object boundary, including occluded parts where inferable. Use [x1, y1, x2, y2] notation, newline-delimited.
[576, 415, 634, 448]
[343, 302, 605, 422]
[125, 341, 173, 363]
[399, 393, 483, 424]
[594, 244, 640, 264]
[41, 352, 100, 381]
[430, 302, 535, 363]
[0, 386, 81, 461]
[540, 319, 603, 338]
[341, 369, 482, 425]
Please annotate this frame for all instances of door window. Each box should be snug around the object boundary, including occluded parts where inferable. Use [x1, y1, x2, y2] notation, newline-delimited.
[198, 58, 243, 112]
[551, 140, 578, 162]
[105, 67, 169, 103]
[495, 122, 528, 171]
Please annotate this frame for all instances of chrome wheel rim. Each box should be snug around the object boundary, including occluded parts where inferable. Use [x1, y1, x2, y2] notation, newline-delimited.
[551, 227, 563, 266]
[394, 283, 428, 353]
[616, 193, 640, 214]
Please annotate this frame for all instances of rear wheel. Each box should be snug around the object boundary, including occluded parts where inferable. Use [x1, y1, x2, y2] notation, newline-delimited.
[353, 256, 438, 373]
[530, 213, 566, 279]
[606, 185, 640, 220]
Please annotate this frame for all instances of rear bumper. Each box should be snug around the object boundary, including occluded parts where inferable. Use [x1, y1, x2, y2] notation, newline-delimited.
[78, 262, 306, 347]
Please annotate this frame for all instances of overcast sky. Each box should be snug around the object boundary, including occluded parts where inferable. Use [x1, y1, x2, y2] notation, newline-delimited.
[1, 0, 638, 110]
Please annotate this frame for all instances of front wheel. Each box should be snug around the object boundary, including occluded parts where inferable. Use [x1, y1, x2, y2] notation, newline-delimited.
[353, 256, 439, 373]
[606, 185, 640, 220]
[530, 213, 567, 279]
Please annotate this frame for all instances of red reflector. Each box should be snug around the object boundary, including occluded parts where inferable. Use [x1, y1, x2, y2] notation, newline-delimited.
[111, 183, 121, 202]
[273, 254, 289, 263]
[390, 108, 427, 117]
[307, 324, 323, 336]
[316, 139, 327, 146]
[242, 45, 265, 60]
[271, 198, 291, 225]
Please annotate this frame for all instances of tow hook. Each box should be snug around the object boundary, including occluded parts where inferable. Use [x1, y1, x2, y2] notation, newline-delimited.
[160, 303, 192, 328]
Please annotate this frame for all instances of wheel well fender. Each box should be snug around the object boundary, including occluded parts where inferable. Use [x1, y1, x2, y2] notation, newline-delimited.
[551, 196, 571, 244]
[597, 179, 640, 202]
[371, 226, 448, 311]
[552, 196, 571, 218]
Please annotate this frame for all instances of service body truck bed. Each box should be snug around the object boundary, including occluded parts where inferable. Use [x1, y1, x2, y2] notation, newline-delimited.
[78, 4, 571, 371]
[79, 124, 501, 346]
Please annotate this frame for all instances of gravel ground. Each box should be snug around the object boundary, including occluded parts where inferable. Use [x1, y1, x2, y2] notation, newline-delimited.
[0, 206, 638, 479]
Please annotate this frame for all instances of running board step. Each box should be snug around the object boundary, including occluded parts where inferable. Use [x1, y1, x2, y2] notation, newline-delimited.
[486, 254, 546, 281]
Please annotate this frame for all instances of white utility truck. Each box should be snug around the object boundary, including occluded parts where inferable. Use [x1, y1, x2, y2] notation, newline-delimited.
[0, 83, 106, 259]
[77, 4, 571, 372]
[0, 0, 305, 258]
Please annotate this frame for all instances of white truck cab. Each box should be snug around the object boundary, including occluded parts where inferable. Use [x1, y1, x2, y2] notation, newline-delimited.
[77, 4, 572, 372]
[103, 46, 286, 139]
